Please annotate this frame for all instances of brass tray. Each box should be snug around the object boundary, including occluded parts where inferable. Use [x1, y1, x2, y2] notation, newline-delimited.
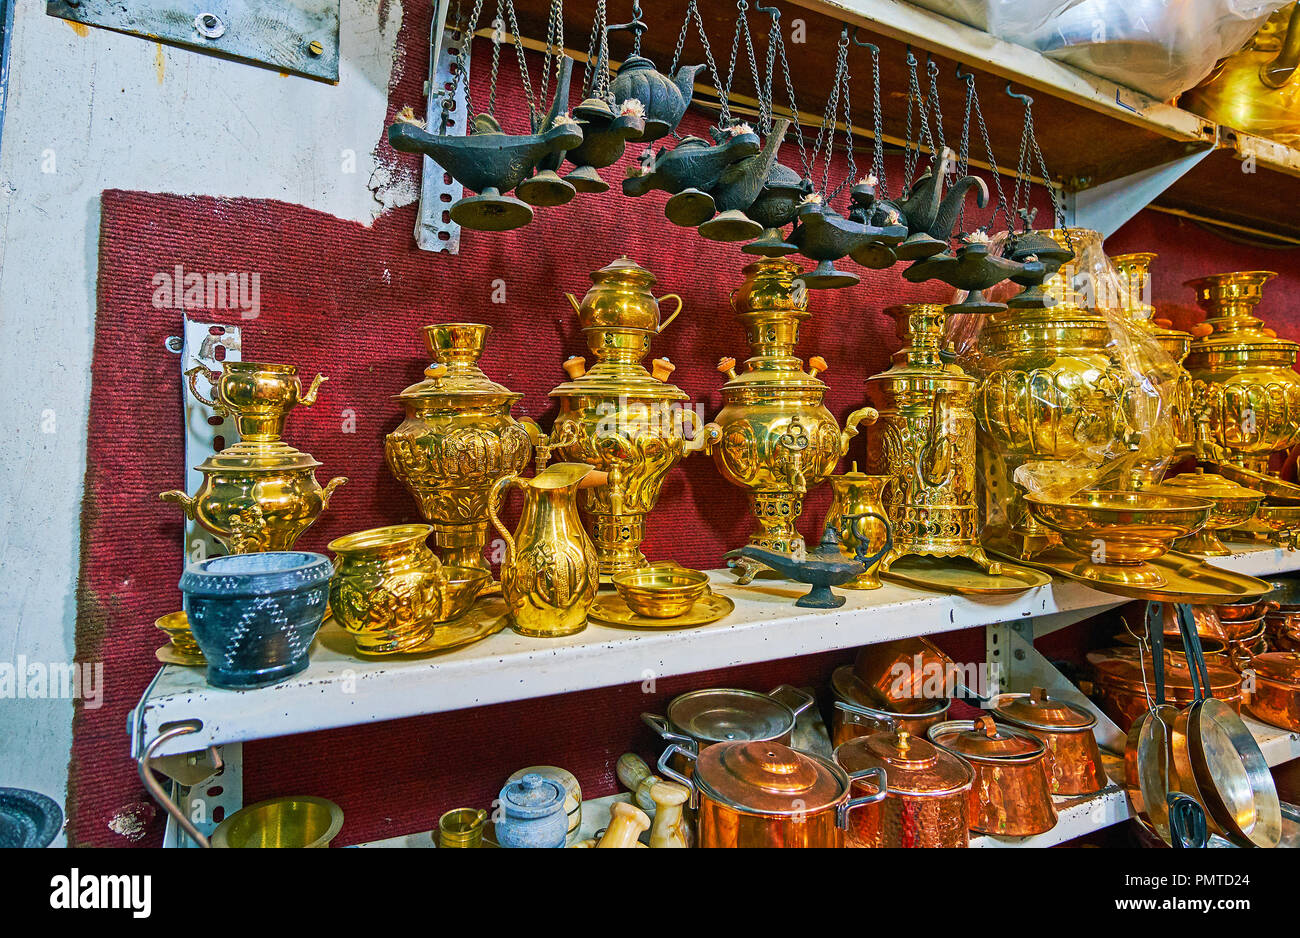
[1206, 461, 1300, 505]
[989, 543, 1271, 604]
[882, 556, 1052, 596]
[155, 644, 206, 667]
[588, 593, 735, 630]
[316, 597, 510, 659]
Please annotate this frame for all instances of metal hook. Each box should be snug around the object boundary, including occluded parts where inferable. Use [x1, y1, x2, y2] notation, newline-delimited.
[1006, 83, 1033, 106]
[955, 63, 975, 85]
[851, 27, 878, 53]
[756, 2, 781, 18]
[906, 46, 917, 67]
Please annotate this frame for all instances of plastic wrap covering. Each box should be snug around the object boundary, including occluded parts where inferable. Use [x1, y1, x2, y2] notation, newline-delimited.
[949, 230, 1181, 533]
[903, 0, 1292, 100]
[1183, 4, 1300, 146]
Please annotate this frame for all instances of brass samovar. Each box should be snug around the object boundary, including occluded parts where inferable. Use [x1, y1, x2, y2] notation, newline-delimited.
[550, 258, 706, 578]
[865, 304, 1000, 572]
[1184, 271, 1300, 476]
[705, 258, 875, 553]
[385, 323, 535, 582]
[974, 228, 1143, 558]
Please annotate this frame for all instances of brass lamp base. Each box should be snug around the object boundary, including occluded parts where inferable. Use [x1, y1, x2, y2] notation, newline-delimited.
[748, 491, 807, 553]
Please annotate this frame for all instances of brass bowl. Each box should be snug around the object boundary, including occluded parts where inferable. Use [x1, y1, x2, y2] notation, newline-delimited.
[1251, 505, 1300, 544]
[613, 565, 710, 618]
[154, 611, 204, 659]
[211, 796, 343, 848]
[443, 566, 491, 620]
[1026, 491, 1214, 587]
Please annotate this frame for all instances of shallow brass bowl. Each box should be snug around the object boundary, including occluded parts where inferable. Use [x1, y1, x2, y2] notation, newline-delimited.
[612, 565, 710, 618]
[154, 611, 204, 658]
[1026, 491, 1214, 566]
[211, 796, 343, 848]
[1254, 504, 1300, 533]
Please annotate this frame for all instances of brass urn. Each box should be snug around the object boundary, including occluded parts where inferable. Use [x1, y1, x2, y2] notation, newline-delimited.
[1184, 271, 1300, 476]
[973, 229, 1147, 558]
[550, 258, 706, 578]
[705, 258, 875, 552]
[866, 304, 1001, 573]
[385, 323, 534, 581]
[160, 362, 346, 553]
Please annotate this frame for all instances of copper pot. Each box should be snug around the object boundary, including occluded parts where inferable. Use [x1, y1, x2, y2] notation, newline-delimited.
[1214, 599, 1278, 623]
[1243, 650, 1300, 732]
[1267, 610, 1300, 652]
[833, 728, 974, 848]
[1086, 648, 1244, 732]
[990, 687, 1108, 796]
[1193, 606, 1269, 643]
[829, 666, 949, 747]
[657, 740, 886, 848]
[928, 716, 1058, 837]
[1227, 624, 1269, 673]
[642, 684, 814, 763]
[851, 637, 967, 714]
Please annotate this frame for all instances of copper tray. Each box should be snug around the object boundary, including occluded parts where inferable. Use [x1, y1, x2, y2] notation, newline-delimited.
[989, 543, 1270, 604]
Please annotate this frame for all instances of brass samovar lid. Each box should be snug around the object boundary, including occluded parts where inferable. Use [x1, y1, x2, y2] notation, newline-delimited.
[1185, 271, 1297, 358]
[196, 440, 321, 472]
[867, 303, 975, 386]
[549, 358, 689, 401]
[720, 257, 825, 393]
[395, 323, 524, 410]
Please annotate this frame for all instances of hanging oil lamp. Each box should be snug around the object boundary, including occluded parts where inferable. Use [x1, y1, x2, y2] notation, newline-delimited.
[160, 362, 346, 553]
[385, 323, 535, 583]
[550, 259, 706, 578]
[1184, 270, 1300, 476]
[865, 304, 1003, 574]
[608, 2, 704, 142]
[704, 257, 876, 552]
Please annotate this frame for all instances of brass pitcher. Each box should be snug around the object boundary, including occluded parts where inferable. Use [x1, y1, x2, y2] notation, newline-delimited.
[488, 463, 605, 637]
[822, 469, 892, 589]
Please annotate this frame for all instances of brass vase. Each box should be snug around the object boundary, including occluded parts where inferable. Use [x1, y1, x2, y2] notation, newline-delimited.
[866, 304, 1001, 573]
[821, 470, 892, 589]
[160, 362, 346, 553]
[705, 258, 876, 552]
[385, 323, 535, 582]
[550, 258, 706, 578]
[973, 229, 1143, 559]
[1184, 271, 1300, 476]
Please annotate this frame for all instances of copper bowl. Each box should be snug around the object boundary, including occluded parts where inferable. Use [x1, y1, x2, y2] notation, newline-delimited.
[851, 638, 964, 715]
[1085, 648, 1243, 732]
[1214, 599, 1277, 622]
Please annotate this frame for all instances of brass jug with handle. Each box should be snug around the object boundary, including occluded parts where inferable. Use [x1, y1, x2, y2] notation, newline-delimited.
[488, 463, 606, 637]
[564, 256, 683, 343]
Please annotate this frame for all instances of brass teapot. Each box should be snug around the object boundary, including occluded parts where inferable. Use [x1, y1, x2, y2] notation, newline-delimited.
[161, 361, 345, 553]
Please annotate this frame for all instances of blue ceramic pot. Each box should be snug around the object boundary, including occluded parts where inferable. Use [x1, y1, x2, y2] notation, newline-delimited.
[495, 773, 567, 848]
[180, 551, 331, 690]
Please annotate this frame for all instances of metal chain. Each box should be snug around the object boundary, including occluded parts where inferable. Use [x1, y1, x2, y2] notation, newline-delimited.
[829, 45, 856, 199]
[771, 15, 810, 178]
[870, 43, 886, 198]
[926, 56, 948, 182]
[489, 1, 503, 115]
[670, 0, 693, 73]
[503, 0, 539, 119]
[582, 0, 611, 101]
[813, 28, 849, 197]
[449, 0, 486, 120]
[971, 79, 1009, 233]
[538, 0, 564, 113]
[691, 1, 728, 127]
[904, 51, 934, 189]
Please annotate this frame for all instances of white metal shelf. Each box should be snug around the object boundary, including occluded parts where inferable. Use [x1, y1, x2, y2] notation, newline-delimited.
[134, 543, 1294, 757]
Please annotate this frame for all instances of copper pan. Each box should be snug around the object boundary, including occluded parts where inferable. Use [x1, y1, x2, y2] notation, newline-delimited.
[829, 666, 949, 746]
[851, 638, 972, 714]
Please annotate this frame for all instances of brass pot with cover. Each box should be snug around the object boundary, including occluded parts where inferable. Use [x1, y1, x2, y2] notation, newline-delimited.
[705, 257, 876, 552]
[1184, 271, 1300, 475]
[1149, 468, 1263, 556]
[385, 323, 535, 584]
[550, 258, 706, 578]
[161, 361, 346, 553]
[974, 228, 1153, 559]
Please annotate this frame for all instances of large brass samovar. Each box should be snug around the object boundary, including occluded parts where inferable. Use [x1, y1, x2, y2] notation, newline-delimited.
[866, 304, 999, 572]
[705, 258, 875, 552]
[974, 229, 1143, 558]
[385, 323, 534, 581]
[550, 258, 706, 578]
[1184, 271, 1300, 476]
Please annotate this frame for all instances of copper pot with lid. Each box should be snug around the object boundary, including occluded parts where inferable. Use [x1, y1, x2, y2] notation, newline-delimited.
[829, 665, 950, 746]
[927, 716, 1058, 837]
[989, 687, 1107, 796]
[833, 728, 974, 847]
[1243, 650, 1300, 732]
[642, 685, 813, 759]
[1086, 648, 1244, 732]
[657, 739, 887, 848]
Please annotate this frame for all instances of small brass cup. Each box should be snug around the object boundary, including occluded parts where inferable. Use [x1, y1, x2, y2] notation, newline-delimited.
[437, 808, 487, 848]
[613, 565, 710, 618]
[154, 611, 204, 659]
[210, 796, 343, 848]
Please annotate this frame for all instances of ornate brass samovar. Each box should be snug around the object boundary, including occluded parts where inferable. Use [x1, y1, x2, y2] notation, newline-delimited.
[550, 258, 706, 578]
[385, 323, 534, 582]
[705, 258, 875, 553]
[1184, 271, 1300, 476]
[160, 362, 347, 553]
[974, 229, 1143, 558]
[1112, 251, 1196, 474]
[866, 304, 1000, 572]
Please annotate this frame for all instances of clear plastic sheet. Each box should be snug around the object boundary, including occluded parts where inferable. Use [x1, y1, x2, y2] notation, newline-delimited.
[948, 231, 1182, 528]
[903, 0, 1291, 100]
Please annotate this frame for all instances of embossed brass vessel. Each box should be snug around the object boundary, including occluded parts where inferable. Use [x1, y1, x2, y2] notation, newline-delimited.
[385, 324, 534, 581]
[974, 229, 1146, 558]
[868, 304, 1003, 574]
[1185, 271, 1300, 476]
[821, 469, 891, 589]
[705, 258, 875, 552]
[161, 362, 346, 553]
[551, 258, 705, 577]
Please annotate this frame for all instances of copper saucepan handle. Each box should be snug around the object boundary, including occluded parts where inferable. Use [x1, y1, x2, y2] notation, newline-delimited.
[838, 766, 888, 830]
[656, 744, 699, 810]
[766, 684, 814, 717]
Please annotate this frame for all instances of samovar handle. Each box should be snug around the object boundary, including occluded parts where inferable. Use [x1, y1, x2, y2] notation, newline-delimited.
[183, 364, 227, 415]
[656, 294, 684, 332]
[319, 476, 348, 510]
[298, 373, 328, 406]
[486, 474, 523, 569]
[159, 489, 198, 520]
[841, 406, 879, 455]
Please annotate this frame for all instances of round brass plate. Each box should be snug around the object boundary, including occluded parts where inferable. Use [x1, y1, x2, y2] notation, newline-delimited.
[883, 556, 1051, 595]
[155, 644, 206, 667]
[588, 593, 736, 630]
[316, 598, 510, 659]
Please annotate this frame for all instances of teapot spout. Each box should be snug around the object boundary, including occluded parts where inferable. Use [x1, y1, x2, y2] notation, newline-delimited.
[565, 292, 582, 316]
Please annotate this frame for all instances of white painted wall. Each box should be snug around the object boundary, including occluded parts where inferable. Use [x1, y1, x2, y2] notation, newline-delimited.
[0, 0, 408, 844]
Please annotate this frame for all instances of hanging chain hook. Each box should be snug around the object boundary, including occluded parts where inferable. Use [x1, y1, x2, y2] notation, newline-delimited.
[608, 0, 649, 58]
[1005, 84, 1033, 106]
